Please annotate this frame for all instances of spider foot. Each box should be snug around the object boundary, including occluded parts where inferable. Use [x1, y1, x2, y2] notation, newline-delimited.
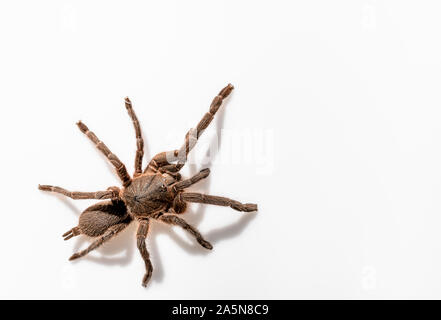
[38, 184, 51, 192]
[198, 238, 213, 250]
[231, 203, 258, 212]
[69, 252, 81, 261]
[142, 268, 153, 287]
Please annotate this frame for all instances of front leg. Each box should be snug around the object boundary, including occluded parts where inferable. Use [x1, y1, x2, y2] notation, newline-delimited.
[173, 168, 210, 191]
[145, 84, 234, 174]
[137, 218, 153, 287]
[170, 168, 211, 213]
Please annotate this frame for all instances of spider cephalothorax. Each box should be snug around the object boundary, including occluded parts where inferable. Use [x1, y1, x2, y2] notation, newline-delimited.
[38, 84, 258, 287]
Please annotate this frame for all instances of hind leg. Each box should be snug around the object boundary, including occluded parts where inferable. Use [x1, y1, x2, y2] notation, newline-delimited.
[69, 222, 129, 260]
[65, 200, 131, 258]
[136, 219, 153, 287]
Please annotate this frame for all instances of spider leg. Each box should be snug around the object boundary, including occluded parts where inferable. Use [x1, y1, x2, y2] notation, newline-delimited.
[38, 184, 120, 200]
[172, 168, 210, 191]
[145, 84, 234, 174]
[124, 97, 144, 177]
[169, 169, 211, 213]
[69, 222, 128, 260]
[136, 219, 153, 287]
[76, 121, 132, 187]
[180, 192, 258, 212]
[158, 214, 212, 250]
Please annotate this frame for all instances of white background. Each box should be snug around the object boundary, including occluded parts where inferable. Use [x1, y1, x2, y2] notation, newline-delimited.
[1, 0, 441, 299]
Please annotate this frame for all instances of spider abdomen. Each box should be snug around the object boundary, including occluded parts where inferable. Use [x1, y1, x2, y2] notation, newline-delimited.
[78, 200, 130, 237]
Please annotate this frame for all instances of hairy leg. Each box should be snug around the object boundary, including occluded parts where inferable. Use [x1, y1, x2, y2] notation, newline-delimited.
[145, 84, 234, 174]
[180, 192, 258, 212]
[172, 168, 210, 191]
[125, 97, 144, 177]
[38, 184, 119, 200]
[76, 121, 132, 187]
[158, 214, 212, 250]
[69, 223, 128, 260]
[136, 219, 153, 287]
[170, 169, 210, 213]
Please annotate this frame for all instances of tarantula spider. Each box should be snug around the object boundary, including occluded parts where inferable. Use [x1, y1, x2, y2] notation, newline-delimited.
[38, 84, 258, 287]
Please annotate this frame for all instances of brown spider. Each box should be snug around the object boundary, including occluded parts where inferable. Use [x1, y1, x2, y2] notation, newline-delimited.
[38, 84, 258, 287]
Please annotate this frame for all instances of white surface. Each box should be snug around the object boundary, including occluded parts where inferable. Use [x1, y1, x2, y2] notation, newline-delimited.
[1, 1, 441, 299]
